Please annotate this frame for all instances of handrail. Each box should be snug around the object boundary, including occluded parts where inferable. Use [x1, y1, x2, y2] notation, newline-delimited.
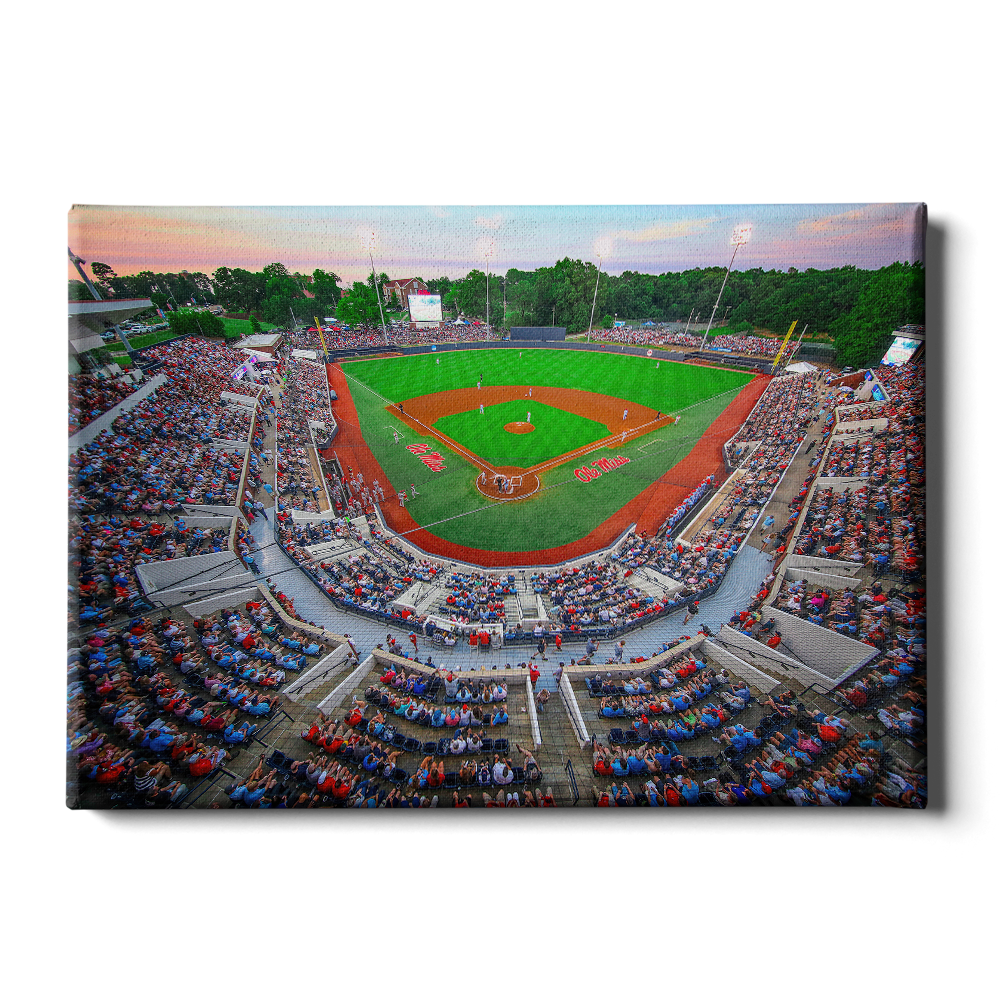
[564, 758, 580, 806]
[174, 765, 239, 808]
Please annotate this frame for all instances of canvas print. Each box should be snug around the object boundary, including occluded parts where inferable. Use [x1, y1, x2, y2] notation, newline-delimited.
[67, 204, 927, 809]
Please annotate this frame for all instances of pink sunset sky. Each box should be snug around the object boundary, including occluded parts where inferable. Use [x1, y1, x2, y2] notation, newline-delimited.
[68, 203, 924, 284]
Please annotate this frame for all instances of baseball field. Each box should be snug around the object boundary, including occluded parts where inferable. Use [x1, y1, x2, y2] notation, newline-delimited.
[323, 348, 769, 565]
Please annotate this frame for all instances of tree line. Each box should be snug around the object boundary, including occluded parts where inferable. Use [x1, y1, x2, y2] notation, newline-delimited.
[73, 255, 924, 367]
[425, 259, 924, 367]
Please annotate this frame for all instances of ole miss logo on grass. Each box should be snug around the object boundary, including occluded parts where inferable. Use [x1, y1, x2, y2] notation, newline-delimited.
[575, 455, 630, 482]
[406, 442, 446, 472]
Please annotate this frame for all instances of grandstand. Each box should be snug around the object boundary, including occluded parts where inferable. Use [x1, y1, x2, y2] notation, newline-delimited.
[67, 320, 925, 809]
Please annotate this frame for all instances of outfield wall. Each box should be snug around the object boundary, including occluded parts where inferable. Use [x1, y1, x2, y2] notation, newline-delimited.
[326, 340, 696, 368]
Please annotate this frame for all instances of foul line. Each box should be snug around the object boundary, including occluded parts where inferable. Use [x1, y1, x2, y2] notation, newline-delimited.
[339, 367, 745, 537]
[341, 368, 497, 477]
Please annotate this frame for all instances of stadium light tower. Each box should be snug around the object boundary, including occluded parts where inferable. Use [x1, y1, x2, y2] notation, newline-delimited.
[485, 242, 494, 331]
[586, 253, 603, 343]
[700, 224, 751, 351]
[369, 232, 389, 345]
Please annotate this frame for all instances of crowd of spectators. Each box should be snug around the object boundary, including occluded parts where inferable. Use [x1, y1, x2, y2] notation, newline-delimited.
[69, 601, 338, 807]
[707, 332, 796, 358]
[589, 324, 703, 349]
[794, 359, 924, 579]
[73, 515, 229, 622]
[836, 400, 890, 423]
[281, 321, 501, 356]
[70, 339, 278, 632]
[69, 372, 142, 434]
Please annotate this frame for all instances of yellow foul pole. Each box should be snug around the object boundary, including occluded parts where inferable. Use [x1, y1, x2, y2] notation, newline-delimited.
[313, 317, 329, 358]
[771, 320, 797, 372]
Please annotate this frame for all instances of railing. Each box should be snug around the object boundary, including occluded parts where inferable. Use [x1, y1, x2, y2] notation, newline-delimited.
[173, 765, 239, 809]
[249, 708, 295, 750]
[564, 759, 580, 806]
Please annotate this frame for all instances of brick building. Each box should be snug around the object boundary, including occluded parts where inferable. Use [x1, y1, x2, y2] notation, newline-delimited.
[382, 277, 427, 308]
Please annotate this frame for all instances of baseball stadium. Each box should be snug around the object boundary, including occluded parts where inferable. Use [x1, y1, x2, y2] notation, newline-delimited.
[67, 204, 927, 810]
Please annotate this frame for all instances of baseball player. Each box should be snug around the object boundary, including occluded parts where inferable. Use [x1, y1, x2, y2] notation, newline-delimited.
[398, 491, 406, 507]
[480, 403, 484, 414]
[623, 408, 628, 421]
[527, 410, 531, 424]
[393, 429, 399, 444]
[410, 483, 419, 497]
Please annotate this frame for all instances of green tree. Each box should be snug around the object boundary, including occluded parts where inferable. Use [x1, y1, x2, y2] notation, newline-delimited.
[262, 262, 290, 281]
[90, 261, 116, 297]
[829, 262, 924, 367]
[165, 309, 226, 339]
[336, 280, 385, 326]
[310, 268, 342, 310]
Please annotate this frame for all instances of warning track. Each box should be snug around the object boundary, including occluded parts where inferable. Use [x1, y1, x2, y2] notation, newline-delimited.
[323, 361, 770, 566]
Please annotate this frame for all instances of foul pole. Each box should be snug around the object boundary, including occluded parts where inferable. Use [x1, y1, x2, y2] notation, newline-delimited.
[770, 320, 798, 372]
[313, 317, 329, 358]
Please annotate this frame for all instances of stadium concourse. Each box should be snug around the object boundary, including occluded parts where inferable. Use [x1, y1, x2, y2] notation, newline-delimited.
[68, 329, 926, 809]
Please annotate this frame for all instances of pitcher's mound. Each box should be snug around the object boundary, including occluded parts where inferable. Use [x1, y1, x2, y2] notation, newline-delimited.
[504, 421, 534, 434]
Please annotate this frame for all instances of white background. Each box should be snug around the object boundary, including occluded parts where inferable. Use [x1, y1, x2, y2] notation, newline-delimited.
[3, 2, 984, 997]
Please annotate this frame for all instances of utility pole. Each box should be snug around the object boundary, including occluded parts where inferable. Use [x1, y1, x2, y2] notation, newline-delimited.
[683, 307, 694, 337]
[586, 255, 603, 343]
[369, 243, 389, 346]
[484, 243, 493, 332]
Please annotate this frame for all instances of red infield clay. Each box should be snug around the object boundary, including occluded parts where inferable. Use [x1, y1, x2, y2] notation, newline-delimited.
[504, 421, 534, 434]
[323, 362, 770, 566]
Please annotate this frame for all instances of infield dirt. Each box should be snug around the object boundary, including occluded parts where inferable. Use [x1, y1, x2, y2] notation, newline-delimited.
[323, 361, 769, 566]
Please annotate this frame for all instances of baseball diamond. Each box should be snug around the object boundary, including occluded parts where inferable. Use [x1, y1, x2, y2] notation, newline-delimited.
[324, 348, 765, 563]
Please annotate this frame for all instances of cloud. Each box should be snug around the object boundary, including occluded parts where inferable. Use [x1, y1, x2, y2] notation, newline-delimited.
[473, 213, 502, 230]
[614, 218, 711, 243]
[796, 207, 870, 235]
[428, 206, 450, 218]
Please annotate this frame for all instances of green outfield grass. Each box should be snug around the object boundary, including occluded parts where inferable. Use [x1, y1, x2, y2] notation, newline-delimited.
[342, 348, 749, 413]
[434, 400, 609, 467]
[341, 349, 754, 552]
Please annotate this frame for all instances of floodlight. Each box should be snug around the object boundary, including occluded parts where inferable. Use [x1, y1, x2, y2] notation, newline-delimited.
[731, 224, 752, 246]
